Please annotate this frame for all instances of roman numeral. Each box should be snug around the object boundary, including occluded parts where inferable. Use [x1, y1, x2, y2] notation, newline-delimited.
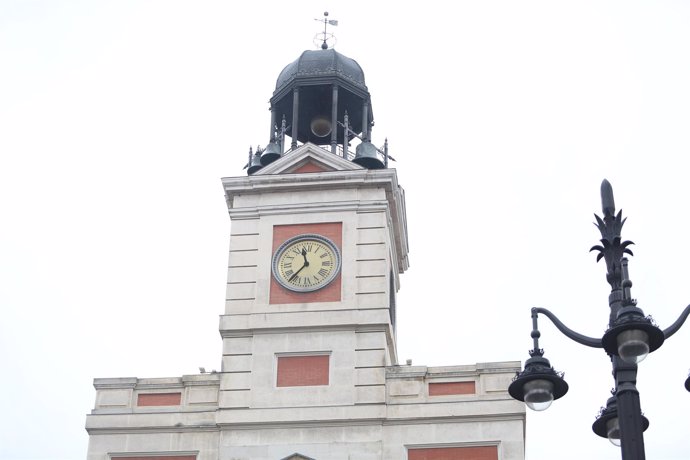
[320, 253, 329, 259]
[284, 269, 294, 277]
[318, 268, 328, 277]
[322, 260, 332, 266]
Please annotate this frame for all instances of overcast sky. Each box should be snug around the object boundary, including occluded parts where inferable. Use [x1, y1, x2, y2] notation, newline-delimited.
[2, 1, 690, 459]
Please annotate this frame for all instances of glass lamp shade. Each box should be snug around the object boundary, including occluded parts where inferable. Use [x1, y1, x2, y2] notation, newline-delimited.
[606, 417, 621, 446]
[617, 329, 650, 363]
[523, 379, 555, 411]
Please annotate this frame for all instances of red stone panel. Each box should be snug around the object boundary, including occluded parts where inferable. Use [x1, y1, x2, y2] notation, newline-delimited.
[408, 446, 498, 460]
[292, 161, 328, 173]
[115, 457, 195, 460]
[428, 381, 476, 396]
[136, 392, 182, 406]
[270, 222, 342, 304]
[277, 355, 330, 387]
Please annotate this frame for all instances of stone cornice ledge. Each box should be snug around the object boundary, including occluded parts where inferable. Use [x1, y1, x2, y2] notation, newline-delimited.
[382, 413, 525, 426]
[222, 169, 400, 204]
[90, 406, 219, 415]
[228, 201, 388, 219]
[94, 376, 220, 390]
[220, 322, 392, 338]
[386, 362, 521, 379]
[85, 424, 219, 435]
[93, 377, 138, 390]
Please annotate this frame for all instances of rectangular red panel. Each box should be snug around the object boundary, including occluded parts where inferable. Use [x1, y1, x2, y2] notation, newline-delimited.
[136, 392, 182, 406]
[408, 446, 497, 460]
[277, 355, 329, 387]
[270, 222, 342, 305]
[115, 456, 195, 460]
[429, 381, 476, 396]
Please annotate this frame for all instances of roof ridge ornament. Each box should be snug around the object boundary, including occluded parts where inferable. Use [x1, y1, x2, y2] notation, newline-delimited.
[314, 11, 337, 50]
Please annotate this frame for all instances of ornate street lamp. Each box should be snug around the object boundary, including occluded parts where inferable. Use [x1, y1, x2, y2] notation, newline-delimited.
[509, 179, 690, 460]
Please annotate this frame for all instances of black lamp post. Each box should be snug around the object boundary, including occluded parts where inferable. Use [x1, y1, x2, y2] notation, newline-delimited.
[509, 179, 690, 460]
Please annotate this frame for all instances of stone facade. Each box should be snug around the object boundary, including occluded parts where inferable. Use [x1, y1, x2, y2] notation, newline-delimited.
[85, 144, 526, 459]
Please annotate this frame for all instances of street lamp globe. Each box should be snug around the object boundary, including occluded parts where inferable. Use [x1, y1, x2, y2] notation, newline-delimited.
[523, 379, 554, 411]
[617, 328, 650, 364]
[508, 350, 568, 413]
[606, 417, 622, 447]
[601, 304, 664, 365]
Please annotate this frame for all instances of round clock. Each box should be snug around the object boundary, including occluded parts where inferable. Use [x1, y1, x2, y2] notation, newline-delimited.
[272, 234, 341, 292]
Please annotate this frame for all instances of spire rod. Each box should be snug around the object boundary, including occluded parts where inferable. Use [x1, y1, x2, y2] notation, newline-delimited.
[315, 11, 338, 49]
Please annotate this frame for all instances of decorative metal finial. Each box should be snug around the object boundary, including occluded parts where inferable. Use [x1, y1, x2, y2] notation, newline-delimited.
[601, 179, 616, 217]
[314, 11, 338, 49]
[589, 179, 634, 291]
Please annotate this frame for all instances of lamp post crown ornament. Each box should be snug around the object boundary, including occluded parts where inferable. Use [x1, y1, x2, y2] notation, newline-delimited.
[590, 179, 635, 292]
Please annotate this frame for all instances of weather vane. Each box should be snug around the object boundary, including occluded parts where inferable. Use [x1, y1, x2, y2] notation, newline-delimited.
[314, 11, 337, 49]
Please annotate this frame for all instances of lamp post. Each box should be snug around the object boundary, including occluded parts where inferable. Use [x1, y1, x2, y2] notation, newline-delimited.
[509, 179, 690, 460]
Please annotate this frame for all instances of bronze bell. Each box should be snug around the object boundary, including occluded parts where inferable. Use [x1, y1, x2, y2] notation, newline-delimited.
[310, 115, 332, 138]
[260, 141, 281, 166]
[352, 141, 384, 169]
[247, 152, 263, 175]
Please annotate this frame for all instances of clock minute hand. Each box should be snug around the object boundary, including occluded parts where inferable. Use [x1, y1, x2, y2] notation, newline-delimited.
[288, 249, 310, 282]
[288, 264, 305, 282]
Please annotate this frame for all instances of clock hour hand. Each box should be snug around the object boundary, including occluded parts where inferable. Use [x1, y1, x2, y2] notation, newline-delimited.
[301, 247, 309, 266]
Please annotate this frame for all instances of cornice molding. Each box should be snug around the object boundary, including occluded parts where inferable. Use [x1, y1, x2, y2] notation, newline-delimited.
[386, 362, 521, 380]
[227, 201, 388, 220]
[219, 321, 392, 338]
[222, 169, 400, 201]
[86, 424, 219, 435]
[93, 376, 220, 391]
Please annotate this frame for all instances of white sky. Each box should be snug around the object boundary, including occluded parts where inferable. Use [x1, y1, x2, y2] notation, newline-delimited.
[2, 1, 690, 459]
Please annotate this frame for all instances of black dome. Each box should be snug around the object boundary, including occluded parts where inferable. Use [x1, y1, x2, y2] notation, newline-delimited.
[275, 49, 367, 94]
[268, 48, 373, 149]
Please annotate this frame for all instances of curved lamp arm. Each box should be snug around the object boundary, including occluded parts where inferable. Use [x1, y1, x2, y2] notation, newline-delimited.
[534, 307, 603, 348]
[663, 304, 690, 339]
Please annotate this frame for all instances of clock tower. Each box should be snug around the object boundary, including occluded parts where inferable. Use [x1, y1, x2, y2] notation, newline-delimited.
[219, 47, 409, 421]
[219, 141, 408, 417]
[86, 41, 525, 460]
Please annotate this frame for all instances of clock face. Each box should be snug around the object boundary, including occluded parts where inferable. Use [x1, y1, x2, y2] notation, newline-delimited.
[272, 234, 341, 292]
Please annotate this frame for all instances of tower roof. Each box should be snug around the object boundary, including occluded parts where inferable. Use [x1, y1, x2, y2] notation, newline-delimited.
[274, 49, 367, 95]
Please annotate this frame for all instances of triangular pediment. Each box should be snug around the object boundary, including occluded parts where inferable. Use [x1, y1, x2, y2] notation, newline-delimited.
[254, 142, 364, 176]
[280, 454, 316, 460]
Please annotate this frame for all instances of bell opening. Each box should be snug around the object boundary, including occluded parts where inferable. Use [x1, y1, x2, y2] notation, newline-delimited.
[310, 116, 332, 138]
